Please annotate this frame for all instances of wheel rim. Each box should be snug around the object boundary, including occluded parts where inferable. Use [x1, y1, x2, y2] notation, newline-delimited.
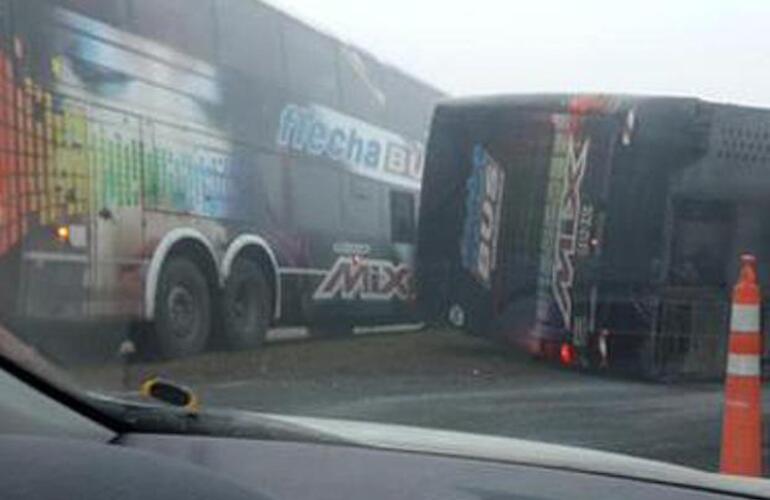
[167, 285, 199, 339]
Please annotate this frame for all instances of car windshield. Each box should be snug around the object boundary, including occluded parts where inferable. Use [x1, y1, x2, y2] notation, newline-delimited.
[1, 0, 769, 483]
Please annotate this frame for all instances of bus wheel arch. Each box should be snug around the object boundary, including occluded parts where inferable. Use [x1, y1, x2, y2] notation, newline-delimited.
[145, 229, 220, 320]
[142, 229, 220, 359]
[221, 235, 281, 322]
[218, 237, 280, 350]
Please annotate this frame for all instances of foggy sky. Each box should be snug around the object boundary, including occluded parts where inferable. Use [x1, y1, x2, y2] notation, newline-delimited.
[269, 0, 770, 107]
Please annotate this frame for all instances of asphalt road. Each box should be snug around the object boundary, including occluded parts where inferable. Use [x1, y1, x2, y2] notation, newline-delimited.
[68, 327, 770, 475]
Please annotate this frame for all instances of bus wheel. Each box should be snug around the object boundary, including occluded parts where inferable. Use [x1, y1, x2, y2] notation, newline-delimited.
[154, 256, 212, 359]
[221, 259, 271, 350]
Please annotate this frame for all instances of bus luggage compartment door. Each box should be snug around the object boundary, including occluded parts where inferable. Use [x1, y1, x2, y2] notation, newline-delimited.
[88, 107, 144, 318]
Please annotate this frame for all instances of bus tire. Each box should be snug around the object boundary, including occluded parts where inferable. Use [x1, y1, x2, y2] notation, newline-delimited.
[154, 256, 212, 359]
[221, 258, 271, 350]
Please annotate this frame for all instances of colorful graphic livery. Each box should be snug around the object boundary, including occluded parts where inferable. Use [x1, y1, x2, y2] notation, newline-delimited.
[0, 0, 441, 358]
[460, 145, 505, 288]
[313, 256, 412, 302]
[550, 125, 590, 332]
[278, 103, 423, 189]
[418, 94, 770, 377]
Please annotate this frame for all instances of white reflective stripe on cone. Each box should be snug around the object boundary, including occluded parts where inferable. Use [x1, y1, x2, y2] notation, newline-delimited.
[730, 304, 761, 333]
[727, 353, 761, 377]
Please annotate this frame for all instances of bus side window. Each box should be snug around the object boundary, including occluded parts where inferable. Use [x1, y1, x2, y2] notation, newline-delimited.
[293, 158, 343, 234]
[670, 200, 732, 287]
[128, 0, 216, 61]
[58, 0, 129, 27]
[341, 177, 380, 239]
[338, 46, 385, 122]
[215, 0, 284, 88]
[382, 73, 433, 140]
[283, 19, 340, 107]
[390, 191, 416, 244]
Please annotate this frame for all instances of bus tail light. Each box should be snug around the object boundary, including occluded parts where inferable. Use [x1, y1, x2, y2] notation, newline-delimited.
[560, 343, 575, 366]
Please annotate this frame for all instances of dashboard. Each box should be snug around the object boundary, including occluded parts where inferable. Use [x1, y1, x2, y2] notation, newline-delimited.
[0, 430, 753, 500]
[121, 433, 747, 500]
[0, 360, 764, 500]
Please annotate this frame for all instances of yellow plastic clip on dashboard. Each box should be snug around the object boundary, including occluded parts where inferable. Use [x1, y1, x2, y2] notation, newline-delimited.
[140, 377, 200, 413]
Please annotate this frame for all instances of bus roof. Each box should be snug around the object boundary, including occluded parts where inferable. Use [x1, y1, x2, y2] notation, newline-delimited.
[433, 93, 708, 115]
[433, 93, 770, 122]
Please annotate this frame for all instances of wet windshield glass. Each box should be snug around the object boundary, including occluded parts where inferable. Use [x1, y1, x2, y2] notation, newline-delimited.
[1, 0, 769, 481]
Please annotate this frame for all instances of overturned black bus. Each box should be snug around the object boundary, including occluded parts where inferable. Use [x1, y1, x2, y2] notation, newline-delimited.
[417, 94, 770, 377]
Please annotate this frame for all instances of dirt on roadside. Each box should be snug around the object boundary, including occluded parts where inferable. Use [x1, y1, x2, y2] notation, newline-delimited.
[69, 328, 552, 395]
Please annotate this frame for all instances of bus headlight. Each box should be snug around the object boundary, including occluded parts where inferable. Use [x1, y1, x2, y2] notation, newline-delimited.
[54, 225, 71, 244]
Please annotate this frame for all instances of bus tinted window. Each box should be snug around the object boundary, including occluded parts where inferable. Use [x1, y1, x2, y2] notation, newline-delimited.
[670, 200, 733, 286]
[284, 20, 339, 106]
[293, 159, 342, 232]
[129, 0, 215, 60]
[384, 73, 433, 139]
[338, 46, 385, 122]
[59, 0, 128, 26]
[216, 0, 284, 87]
[343, 177, 382, 238]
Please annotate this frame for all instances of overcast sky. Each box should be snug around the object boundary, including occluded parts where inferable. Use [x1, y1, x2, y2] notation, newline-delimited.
[269, 0, 770, 107]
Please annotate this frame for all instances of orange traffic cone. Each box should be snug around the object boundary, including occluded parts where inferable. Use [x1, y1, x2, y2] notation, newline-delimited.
[720, 254, 763, 477]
